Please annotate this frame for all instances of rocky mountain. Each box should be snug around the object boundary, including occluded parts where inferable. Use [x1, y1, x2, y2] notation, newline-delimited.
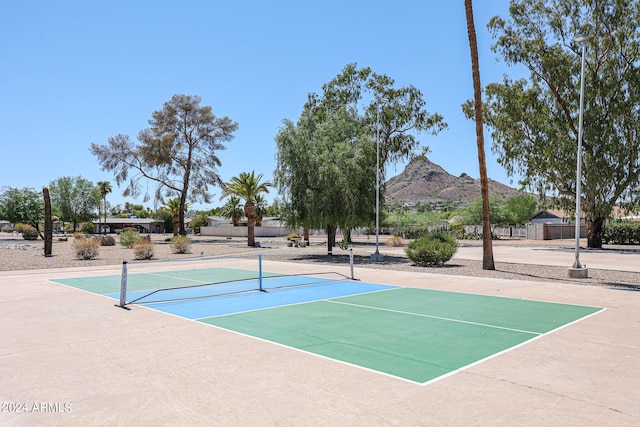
[385, 157, 525, 205]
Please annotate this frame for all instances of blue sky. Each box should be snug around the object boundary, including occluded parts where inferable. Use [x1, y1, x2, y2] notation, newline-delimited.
[1, 0, 523, 211]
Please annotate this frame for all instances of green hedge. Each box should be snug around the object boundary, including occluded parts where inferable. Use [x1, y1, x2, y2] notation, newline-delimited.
[602, 221, 640, 245]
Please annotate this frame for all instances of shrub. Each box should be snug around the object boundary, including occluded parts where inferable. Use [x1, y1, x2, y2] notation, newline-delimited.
[602, 220, 640, 244]
[405, 232, 458, 267]
[22, 227, 39, 240]
[99, 235, 116, 246]
[170, 235, 192, 254]
[286, 233, 302, 240]
[81, 222, 95, 234]
[132, 239, 155, 260]
[15, 223, 28, 233]
[119, 229, 142, 248]
[73, 237, 100, 260]
[385, 235, 405, 247]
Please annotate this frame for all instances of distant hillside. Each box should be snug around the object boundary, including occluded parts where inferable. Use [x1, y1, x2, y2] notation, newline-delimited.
[385, 157, 525, 205]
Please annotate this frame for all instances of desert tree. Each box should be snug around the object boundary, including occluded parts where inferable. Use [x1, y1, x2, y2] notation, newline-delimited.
[90, 94, 238, 235]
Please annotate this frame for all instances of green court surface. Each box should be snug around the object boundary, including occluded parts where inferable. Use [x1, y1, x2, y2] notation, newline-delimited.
[200, 287, 604, 384]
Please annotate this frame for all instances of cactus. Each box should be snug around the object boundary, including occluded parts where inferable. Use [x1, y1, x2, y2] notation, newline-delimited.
[43, 187, 53, 257]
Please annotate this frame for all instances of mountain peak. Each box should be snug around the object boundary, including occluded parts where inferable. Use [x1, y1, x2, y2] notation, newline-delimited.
[385, 157, 523, 204]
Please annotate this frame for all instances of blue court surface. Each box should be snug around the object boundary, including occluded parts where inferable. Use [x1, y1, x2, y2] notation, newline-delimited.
[107, 279, 397, 318]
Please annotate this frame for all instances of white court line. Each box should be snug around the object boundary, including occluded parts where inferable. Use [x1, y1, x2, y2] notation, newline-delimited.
[327, 300, 543, 336]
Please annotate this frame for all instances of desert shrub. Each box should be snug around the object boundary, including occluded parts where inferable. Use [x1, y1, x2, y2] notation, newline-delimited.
[132, 239, 155, 260]
[22, 227, 38, 240]
[286, 233, 302, 240]
[81, 222, 95, 234]
[405, 232, 458, 267]
[73, 237, 100, 260]
[73, 231, 85, 239]
[119, 229, 142, 248]
[99, 235, 116, 246]
[15, 223, 28, 233]
[170, 235, 192, 254]
[2, 226, 14, 233]
[385, 235, 405, 247]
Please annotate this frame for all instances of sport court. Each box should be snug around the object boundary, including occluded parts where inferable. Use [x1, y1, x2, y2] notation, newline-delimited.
[51, 257, 604, 385]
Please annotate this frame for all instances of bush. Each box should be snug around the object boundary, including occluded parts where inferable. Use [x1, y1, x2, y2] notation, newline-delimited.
[405, 232, 458, 267]
[170, 235, 192, 254]
[81, 222, 95, 234]
[73, 237, 100, 260]
[22, 227, 38, 240]
[385, 236, 405, 247]
[132, 239, 155, 260]
[602, 220, 640, 244]
[99, 235, 116, 246]
[119, 230, 142, 248]
[15, 223, 28, 233]
[286, 233, 302, 240]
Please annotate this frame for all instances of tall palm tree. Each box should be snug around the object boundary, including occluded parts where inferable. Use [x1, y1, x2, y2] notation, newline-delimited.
[465, 0, 495, 270]
[222, 171, 272, 247]
[97, 181, 112, 235]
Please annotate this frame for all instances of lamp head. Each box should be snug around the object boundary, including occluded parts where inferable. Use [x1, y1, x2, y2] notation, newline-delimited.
[573, 35, 588, 43]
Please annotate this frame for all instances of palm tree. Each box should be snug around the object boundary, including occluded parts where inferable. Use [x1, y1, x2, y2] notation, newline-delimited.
[222, 171, 272, 247]
[465, 0, 495, 270]
[220, 196, 244, 226]
[254, 194, 268, 226]
[97, 181, 112, 235]
[164, 198, 188, 236]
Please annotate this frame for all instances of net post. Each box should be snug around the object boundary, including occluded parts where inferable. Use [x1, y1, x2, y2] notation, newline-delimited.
[349, 249, 355, 280]
[117, 261, 128, 308]
[258, 254, 263, 291]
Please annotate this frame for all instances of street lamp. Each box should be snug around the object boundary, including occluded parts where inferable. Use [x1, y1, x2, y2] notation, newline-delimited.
[371, 98, 388, 262]
[570, 35, 588, 277]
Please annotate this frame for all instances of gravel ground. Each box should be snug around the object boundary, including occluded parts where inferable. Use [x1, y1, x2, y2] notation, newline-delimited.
[1, 233, 639, 291]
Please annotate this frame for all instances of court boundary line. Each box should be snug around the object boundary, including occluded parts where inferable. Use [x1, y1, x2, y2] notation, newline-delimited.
[327, 299, 543, 335]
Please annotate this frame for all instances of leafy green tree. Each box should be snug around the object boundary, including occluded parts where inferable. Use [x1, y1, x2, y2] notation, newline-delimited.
[500, 194, 537, 225]
[0, 187, 44, 237]
[459, 196, 504, 226]
[189, 213, 209, 234]
[49, 176, 99, 231]
[91, 94, 238, 235]
[276, 64, 446, 253]
[221, 171, 272, 247]
[483, 0, 640, 248]
[275, 107, 376, 253]
[153, 209, 173, 234]
[305, 63, 447, 179]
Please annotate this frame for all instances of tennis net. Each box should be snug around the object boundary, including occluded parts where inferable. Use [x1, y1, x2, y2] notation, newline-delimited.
[117, 250, 355, 307]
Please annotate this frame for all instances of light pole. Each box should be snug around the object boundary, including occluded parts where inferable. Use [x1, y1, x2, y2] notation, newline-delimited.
[371, 98, 388, 262]
[570, 35, 588, 276]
